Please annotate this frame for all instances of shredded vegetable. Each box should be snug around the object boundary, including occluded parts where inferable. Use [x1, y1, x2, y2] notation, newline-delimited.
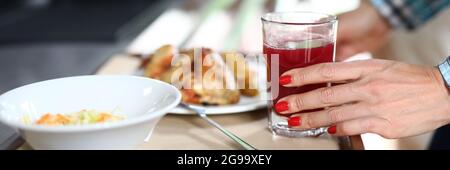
[34, 110, 125, 126]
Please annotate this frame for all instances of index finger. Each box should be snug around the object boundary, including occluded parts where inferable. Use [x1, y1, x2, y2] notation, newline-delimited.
[280, 60, 384, 87]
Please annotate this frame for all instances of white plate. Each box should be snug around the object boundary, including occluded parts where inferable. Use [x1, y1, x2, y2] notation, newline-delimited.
[171, 95, 268, 115]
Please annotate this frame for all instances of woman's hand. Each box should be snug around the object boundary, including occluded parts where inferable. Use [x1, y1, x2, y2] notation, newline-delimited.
[276, 59, 450, 139]
[336, 1, 392, 61]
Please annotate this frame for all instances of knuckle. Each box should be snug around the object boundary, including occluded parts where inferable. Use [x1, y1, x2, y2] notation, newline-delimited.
[294, 70, 306, 84]
[319, 63, 336, 80]
[357, 78, 385, 102]
[348, 83, 362, 98]
[361, 118, 396, 138]
[319, 87, 335, 104]
[293, 96, 305, 111]
[328, 107, 343, 124]
[306, 115, 318, 128]
[353, 81, 367, 93]
[338, 125, 351, 136]
[361, 119, 377, 133]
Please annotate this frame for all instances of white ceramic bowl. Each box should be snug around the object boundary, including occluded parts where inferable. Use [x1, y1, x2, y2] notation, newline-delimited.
[0, 75, 181, 150]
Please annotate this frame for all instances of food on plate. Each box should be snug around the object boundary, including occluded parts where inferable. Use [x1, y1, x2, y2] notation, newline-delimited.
[33, 110, 125, 126]
[221, 52, 259, 97]
[143, 45, 259, 105]
[144, 45, 174, 79]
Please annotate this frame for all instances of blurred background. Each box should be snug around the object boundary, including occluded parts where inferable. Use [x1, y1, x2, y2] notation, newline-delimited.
[0, 0, 449, 150]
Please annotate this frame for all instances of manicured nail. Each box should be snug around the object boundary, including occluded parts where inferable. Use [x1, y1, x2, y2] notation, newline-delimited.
[328, 125, 337, 134]
[279, 75, 292, 86]
[275, 101, 289, 113]
[288, 116, 301, 127]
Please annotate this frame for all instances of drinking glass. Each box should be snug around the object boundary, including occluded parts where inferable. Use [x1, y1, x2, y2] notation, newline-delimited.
[262, 12, 337, 137]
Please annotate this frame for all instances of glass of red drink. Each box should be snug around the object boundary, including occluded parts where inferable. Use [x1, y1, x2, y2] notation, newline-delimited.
[262, 12, 337, 137]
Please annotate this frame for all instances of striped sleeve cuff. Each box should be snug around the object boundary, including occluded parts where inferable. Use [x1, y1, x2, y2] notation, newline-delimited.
[370, 0, 416, 30]
[370, 0, 450, 30]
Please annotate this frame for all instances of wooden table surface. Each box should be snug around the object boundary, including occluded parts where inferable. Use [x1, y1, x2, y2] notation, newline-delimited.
[139, 111, 341, 150]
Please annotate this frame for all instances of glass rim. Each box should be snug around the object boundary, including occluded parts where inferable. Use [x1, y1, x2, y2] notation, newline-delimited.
[261, 11, 337, 26]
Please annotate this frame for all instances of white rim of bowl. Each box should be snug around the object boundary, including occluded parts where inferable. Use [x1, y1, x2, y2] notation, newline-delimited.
[0, 75, 182, 133]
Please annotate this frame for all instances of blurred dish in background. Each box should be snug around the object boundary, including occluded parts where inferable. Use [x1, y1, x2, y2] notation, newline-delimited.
[140, 44, 267, 114]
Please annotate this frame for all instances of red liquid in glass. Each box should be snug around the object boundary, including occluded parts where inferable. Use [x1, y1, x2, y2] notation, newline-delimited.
[264, 42, 334, 116]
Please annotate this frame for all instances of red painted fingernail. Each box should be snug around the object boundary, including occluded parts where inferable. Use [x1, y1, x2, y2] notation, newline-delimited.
[279, 75, 292, 86]
[275, 101, 289, 113]
[328, 125, 337, 134]
[288, 117, 301, 127]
